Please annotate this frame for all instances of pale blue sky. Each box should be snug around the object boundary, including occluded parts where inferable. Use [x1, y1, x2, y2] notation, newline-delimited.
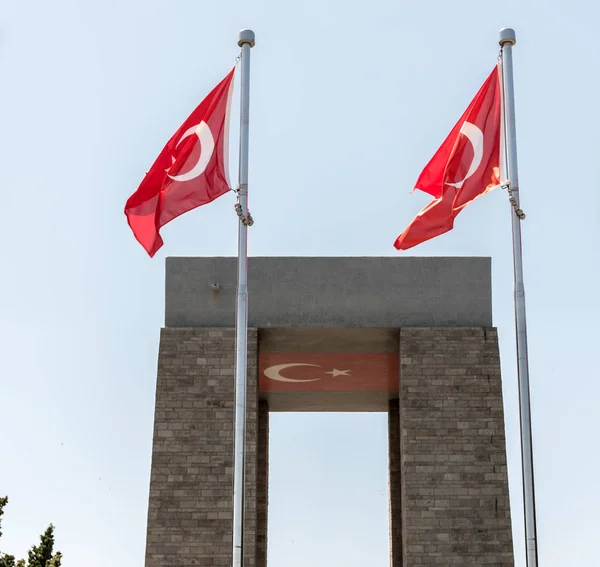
[1, 0, 599, 566]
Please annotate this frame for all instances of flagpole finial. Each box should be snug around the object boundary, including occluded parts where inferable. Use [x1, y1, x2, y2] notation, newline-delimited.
[499, 28, 516, 46]
[238, 29, 256, 48]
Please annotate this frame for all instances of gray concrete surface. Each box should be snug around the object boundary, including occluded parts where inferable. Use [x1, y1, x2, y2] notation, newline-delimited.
[165, 256, 492, 328]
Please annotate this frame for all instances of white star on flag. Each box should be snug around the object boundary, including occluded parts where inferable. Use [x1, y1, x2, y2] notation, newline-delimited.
[325, 368, 351, 377]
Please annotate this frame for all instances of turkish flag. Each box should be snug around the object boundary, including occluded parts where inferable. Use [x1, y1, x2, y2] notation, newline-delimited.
[259, 353, 399, 392]
[125, 68, 235, 257]
[394, 66, 501, 251]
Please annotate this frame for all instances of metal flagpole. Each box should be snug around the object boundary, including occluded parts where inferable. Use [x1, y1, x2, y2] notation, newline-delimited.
[232, 28, 255, 567]
[498, 27, 539, 567]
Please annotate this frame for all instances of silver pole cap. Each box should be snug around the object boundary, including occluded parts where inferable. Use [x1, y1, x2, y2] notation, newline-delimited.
[238, 29, 256, 47]
[499, 27, 516, 46]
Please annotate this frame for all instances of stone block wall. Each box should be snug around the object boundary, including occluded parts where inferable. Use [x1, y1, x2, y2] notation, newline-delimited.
[388, 399, 403, 567]
[398, 328, 514, 566]
[145, 326, 514, 566]
[145, 327, 260, 567]
[256, 401, 269, 567]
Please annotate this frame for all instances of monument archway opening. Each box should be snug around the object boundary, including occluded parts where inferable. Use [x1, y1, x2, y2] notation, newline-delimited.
[267, 412, 390, 566]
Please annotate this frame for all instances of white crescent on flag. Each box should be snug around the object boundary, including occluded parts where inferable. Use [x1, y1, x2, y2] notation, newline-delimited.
[263, 363, 323, 383]
[167, 121, 215, 182]
[446, 121, 484, 189]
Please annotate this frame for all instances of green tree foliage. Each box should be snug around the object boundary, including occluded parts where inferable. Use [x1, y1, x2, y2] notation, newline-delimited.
[0, 498, 61, 567]
[25, 526, 61, 567]
[0, 497, 8, 538]
[0, 556, 26, 567]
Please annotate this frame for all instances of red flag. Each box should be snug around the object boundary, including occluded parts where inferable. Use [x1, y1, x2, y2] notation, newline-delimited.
[125, 68, 235, 257]
[259, 353, 399, 392]
[394, 66, 501, 251]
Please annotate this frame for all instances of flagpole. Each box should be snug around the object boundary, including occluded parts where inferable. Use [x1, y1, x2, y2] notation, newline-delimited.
[499, 27, 539, 567]
[232, 28, 255, 567]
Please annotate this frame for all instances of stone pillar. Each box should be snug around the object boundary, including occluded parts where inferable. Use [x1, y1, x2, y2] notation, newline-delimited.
[399, 328, 514, 566]
[388, 399, 403, 567]
[145, 327, 259, 567]
[256, 401, 269, 567]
